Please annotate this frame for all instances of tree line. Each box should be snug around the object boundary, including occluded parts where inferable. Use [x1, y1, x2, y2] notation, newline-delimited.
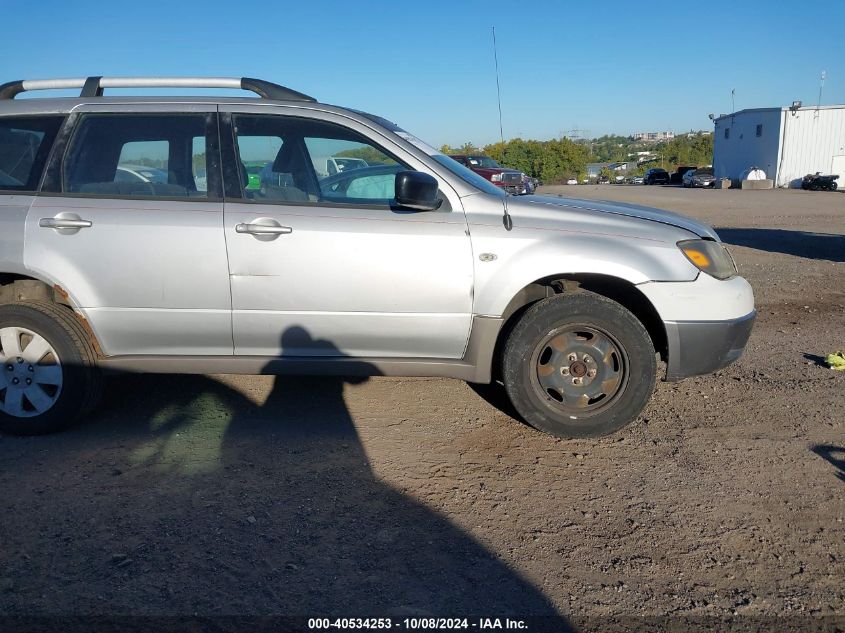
[439, 133, 713, 184]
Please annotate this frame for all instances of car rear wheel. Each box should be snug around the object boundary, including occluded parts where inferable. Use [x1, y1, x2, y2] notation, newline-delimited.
[0, 302, 102, 435]
[502, 291, 656, 438]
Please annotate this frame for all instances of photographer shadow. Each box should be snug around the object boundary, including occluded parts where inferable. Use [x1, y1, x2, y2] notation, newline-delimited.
[0, 330, 573, 629]
[206, 326, 572, 622]
[811, 444, 845, 483]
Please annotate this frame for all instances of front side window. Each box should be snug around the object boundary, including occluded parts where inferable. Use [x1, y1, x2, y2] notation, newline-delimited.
[0, 116, 63, 192]
[63, 114, 215, 199]
[231, 114, 407, 206]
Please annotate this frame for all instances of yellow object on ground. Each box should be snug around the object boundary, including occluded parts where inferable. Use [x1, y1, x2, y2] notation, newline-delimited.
[825, 351, 845, 371]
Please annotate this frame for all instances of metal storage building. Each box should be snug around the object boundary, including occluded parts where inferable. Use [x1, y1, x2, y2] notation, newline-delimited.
[713, 104, 845, 187]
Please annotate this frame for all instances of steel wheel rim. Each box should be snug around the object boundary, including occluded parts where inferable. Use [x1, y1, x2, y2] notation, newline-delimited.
[530, 324, 629, 418]
[0, 327, 63, 418]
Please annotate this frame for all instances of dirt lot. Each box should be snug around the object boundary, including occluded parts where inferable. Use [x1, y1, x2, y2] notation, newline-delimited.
[0, 186, 843, 631]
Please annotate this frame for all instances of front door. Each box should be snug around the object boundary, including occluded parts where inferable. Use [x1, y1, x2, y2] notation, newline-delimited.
[26, 107, 232, 356]
[221, 108, 474, 358]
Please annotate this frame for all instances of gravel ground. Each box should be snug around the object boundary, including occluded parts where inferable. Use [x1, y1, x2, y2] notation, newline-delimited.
[0, 185, 843, 631]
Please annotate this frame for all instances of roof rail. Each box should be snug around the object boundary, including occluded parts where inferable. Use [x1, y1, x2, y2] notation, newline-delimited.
[0, 76, 316, 102]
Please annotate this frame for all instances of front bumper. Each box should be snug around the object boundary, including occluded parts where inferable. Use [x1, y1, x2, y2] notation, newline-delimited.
[497, 183, 527, 195]
[664, 310, 756, 380]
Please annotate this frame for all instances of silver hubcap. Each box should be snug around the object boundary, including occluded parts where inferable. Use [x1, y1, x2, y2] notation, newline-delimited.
[0, 327, 63, 418]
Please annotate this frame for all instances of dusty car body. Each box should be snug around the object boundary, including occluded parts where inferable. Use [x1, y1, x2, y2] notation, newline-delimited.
[0, 76, 754, 438]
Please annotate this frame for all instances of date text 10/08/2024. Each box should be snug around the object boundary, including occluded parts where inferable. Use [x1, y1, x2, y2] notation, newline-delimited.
[308, 618, 529, 630]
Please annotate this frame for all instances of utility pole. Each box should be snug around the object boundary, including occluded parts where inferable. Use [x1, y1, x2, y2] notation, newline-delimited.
[816, 70, 826, 118]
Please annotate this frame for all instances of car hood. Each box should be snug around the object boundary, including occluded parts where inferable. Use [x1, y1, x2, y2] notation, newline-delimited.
[511, 195, 720, 240]
[472, 166, 522, 176]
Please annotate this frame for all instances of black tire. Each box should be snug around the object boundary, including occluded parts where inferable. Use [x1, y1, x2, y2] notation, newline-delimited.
[830, 182, 837, 191]
[502, 291, 656, 438]
[0, 302, 102, 435]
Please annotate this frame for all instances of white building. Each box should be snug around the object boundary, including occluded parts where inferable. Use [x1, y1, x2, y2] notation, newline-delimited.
[631, 131, 675, 142]
[713, 104, 845, 187]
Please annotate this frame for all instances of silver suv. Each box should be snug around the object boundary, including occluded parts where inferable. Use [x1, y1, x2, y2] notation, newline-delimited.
[0, 76, 755, 437]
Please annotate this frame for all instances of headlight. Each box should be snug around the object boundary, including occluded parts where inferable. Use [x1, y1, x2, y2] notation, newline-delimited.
[677, 239, 737, 279]
[491, 173, 503, 182]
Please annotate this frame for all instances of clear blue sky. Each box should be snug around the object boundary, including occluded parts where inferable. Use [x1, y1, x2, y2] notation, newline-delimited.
[3, 0, 843, 147]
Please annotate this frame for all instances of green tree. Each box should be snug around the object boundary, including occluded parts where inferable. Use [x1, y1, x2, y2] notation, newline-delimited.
[654, 134, 713, 170]
[439, 142, 481, 156]
[478, 137, 589, 183]
[335, 147, 397, 165]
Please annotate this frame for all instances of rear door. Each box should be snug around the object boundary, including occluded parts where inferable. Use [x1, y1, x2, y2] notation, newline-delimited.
[220, 106, 474, 358]
[1, 115, 64, 273]
[26, 104, 232, 356]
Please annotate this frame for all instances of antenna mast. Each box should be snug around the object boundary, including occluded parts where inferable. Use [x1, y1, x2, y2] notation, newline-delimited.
[492, 26, 504, 144]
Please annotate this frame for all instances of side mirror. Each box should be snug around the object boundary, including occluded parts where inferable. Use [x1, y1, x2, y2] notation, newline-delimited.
[394, 171, 442, 211]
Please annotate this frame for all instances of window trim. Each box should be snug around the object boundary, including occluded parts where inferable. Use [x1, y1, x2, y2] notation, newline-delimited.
[42, 111, 224, 202]
[0, 114, 66, 195]
[221, 112, 423, 211]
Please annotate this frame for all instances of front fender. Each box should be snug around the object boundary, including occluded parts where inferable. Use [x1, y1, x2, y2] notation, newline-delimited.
[468, 223, 699, 317]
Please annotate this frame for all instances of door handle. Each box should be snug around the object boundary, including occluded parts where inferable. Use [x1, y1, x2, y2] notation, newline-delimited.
[235, 223, 292, 235]
[38, 213, 93, 235]
[39, 218, 93, 229]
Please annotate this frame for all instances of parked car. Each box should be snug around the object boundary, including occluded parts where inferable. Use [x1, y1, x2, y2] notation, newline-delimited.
[523, 174, 536, 194]
[449, 154, 527, 195]
[0, 75, 754, 439]
[631, 176, 644, 185]
[566, 178, 578, 185]
[312, 156, 369, 179]
[596, 174, 610, 184]
[683, 168, 715, 188]
[243, 161, 269, 190]
[114, 164, 168, 184]
[670, 166, 697, 185]
[643, 168, 670, 185]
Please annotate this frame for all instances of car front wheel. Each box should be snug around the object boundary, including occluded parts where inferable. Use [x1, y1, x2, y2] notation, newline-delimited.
[0, 302, 102, 435]
[502, 291, 656, 438]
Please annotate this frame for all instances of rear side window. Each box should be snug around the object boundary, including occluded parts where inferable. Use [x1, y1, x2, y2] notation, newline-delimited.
[62, 114, 216, 199]
[0, 116, 63, 192]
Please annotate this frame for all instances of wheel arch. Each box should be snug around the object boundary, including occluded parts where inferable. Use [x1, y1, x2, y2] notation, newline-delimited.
[485, 273, 667, 381]
[0, 272, 75, 306]
[0, 272, 103, 357]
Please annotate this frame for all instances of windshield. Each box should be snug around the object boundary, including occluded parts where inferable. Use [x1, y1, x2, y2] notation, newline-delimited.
[466, 155, 501, 169]
[430, 155, 506, 196]
[355, 110, 506, 197]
